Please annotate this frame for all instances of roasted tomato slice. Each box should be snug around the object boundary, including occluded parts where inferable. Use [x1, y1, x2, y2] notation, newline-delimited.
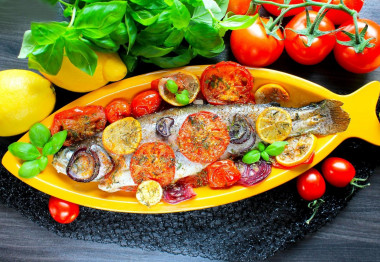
[177, 111, 230, 164]
[200, 61, 254, 105]
[206, 160, 241, 188]
[105, 98, 131, 123]
[130, 142, 175, 187]
[50, 105, 106, 146]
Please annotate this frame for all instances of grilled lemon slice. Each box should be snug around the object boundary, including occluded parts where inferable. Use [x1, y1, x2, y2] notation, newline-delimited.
[136, 180, 163, 207]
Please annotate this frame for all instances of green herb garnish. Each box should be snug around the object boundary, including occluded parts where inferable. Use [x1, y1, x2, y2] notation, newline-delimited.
[242, 141, 288, 164]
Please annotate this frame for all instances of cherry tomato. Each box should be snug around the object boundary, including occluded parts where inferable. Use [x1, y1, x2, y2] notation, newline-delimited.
[227, 0, 261, 15]
[230, 18, 284, 67]
[200, 61, 254, 105]
[297, 168, 326, 201]
[50, 105, 106, 146]
[312, 0, 364, 25]
[48, 196, 79, 224]
[334, 19, 380, 74]
[206, 160, 241, 188]
[263, 0, 305, 17]
[131, 90, 161, 117]
[321, 157, 356, 187]
[284, 10, 336, 65]
[150, 78, 160, 91]
[105, 98, 131, 123]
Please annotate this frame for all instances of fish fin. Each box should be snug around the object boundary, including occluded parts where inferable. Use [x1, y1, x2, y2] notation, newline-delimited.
[321, 99, 350, 134]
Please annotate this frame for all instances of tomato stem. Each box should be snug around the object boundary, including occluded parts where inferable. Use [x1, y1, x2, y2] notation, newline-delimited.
[306, 198, 325, 224]
[345, 177, 370, 200]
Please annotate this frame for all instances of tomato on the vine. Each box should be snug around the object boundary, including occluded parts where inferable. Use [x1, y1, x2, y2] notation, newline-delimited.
[321, 157, 356, 187]
[48, 196, 79, 224]
[312, 0, 364, 25]
[131, 90, 161, 117]
[334, 19, 380, 74]
[227, 0, 261, 15]
[284, 10, 336, 65]
[297, 168, 326, 201]
[230, 17, 284, 67]
[263, 0, 305, 17]
[206, 160, 241, 188]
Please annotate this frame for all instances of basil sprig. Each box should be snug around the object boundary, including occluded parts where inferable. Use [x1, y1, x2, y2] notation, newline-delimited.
[242, 141, 288, 164]
[21, 0, 257, 75]
[8, 123, 67, 179]
[165, 80, 190, 105]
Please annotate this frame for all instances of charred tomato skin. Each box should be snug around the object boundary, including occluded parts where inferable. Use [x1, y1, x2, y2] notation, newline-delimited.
[321, 157, 356, 187]
[131, 90, 162, 117]
[105, 98, 132, 123]
[48, 196, 79, 224]
[297, 168, 326, 201]
[207, 160, 241, 188]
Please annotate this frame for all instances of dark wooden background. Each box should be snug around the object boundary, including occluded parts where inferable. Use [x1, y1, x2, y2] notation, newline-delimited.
[0, 0, 379, 261]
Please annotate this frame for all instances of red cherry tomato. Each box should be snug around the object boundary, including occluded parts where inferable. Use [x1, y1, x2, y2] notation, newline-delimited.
[334, 19, 380, 74]
[284, 10, 336, 65]
[263, 0, 305, 17]
[227, 0, 261, 15]
[297, 168, 326, 201]
[230, 18, 284, 67]
[321, 157, 356, 187]
[150, 78, 160, 91]
[131, 90, 161, 117]
[312, 0, 364, 25]
[48, 196, 79, 224]
[105, 98, 132, 123]
[206, 160, 241, 188]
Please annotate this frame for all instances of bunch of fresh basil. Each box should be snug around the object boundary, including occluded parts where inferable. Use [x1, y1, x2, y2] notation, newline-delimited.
[20, 0, 257, 76]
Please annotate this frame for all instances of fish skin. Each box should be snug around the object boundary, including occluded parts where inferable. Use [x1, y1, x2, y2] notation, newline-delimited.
[53, 100, 350, 193]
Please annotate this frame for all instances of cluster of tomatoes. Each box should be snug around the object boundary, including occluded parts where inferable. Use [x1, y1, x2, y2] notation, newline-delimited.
[228, 0, 380, 74]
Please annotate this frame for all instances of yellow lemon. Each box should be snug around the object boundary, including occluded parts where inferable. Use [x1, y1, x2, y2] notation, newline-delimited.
[0, 69, 56, 136]
[42, 52, 127, 93]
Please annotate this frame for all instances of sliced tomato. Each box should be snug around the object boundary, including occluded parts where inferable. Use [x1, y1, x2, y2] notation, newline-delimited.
[177, 111, 230, 164]
[206, 160, 241, 188]
[50, 105, 106, 146]
[176, 170, 209, 188]
[200, 61, 254, 105]
[130, 142, 175, 187]
[105, 98, 132, 123]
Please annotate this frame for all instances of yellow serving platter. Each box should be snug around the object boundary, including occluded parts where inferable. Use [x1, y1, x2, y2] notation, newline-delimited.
[2, 65, 380, 213]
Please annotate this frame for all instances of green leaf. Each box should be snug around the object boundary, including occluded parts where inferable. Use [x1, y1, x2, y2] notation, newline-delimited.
[18, 30, 38, 59]
[143, 48, 194, 68]
[18, 160, 41, 179]
[85, 35, 119, 52]
[166, 79, 178, 94]
[31, 22, 68, 45]
[257, 142, 265, 152]
[242, 149, 261, 164]
[132, 44, 174, 58]
[130, 9, 160, 26]
[125, 13, 137, 54]
[42, 130, 67, 156]
[261, 151, 269, 162]
[202, 0, 221, 13]
[74, 1, 127, 39]
[192, 0, 228, 23]
[170, 0, 191, 29]
[120, 53, 138, 73]
[63, 6, 73, 18]
[185, 21, 223, 52]
[29, 123, 51, 148]
[265, 141, 289, 156]
[219, 14, 258, 30]
[64, 38, 98, 76]
[38, 156, 49, 171]
[110, 23, 129, 45]
[32, 37, 64, 75]
[164, 29, 184, 47]
[8, 142, 41, 161]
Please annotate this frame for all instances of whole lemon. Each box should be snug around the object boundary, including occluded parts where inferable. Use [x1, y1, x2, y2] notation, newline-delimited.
[41, 52, 127, 93]
[0, 70, 56, 136]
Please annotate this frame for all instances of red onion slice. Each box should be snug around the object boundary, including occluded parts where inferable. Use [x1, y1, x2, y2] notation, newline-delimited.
[163, 183, 196, 204]
[66, 147, 100, 182]
[236, 160, 272, 187]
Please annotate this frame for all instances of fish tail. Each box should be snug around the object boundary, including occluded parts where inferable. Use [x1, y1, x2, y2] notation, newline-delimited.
[320, 99, 350, 134]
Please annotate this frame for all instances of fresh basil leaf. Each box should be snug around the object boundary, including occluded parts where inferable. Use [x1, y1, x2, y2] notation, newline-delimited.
[18, 160, 41, 179]
[125, 13, 137, 54]
[143, 48, 194, 68]
[166, 79, 178, 94]
[185, 21, 223, 52]
[257, 142, 265, 152]
[27, 54, 46, 73]
[64, 38, 98, 76]
[265, 141, 289, 156]
[170, 0, 190, 29]
[261, 151, 270, 162]
[194, 41, 224, 58]
[38, 156, 49, 171]
[219, 14, 258, 30]
[242, 149, 261, 164]
[31, 22, 68, 45]
[74, 1, 127, 39]
[32, 37, 64, 75]
[164, 29, 184, 47]
[132, 44, 174, 58]
[137, 11, 172, 45]
[42, 130, 67, 156]
[86, 35, 119, 52]
[29, 123, 51, 148]
[8, 142, 41, 161]
[63, 6, 73, 18]
[202, 0, 221, 13]
[176, 92, 190, 105]
[110, 23, 129, 45]
[192, 0, 228, 23]
[18, 30, 37, 59]
[120, 53, 138, 73]
[130, 9, 160, 26]
[79, 37, 116, 53]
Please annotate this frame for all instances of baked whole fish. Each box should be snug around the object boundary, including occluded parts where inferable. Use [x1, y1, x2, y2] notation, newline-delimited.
[52, 99, 350, 193]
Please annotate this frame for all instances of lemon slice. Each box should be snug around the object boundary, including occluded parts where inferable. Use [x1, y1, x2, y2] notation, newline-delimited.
[276, 134, 317, 167]
[102, 117, 142, 155]
[254, 83, 290, 104]
[158, 71, 200, 106]
[256, 107, 292, 144]
[136, 180, 163, 207]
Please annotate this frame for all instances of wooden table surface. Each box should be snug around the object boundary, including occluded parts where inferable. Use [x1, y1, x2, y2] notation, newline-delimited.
[1, 0, 379, 261]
